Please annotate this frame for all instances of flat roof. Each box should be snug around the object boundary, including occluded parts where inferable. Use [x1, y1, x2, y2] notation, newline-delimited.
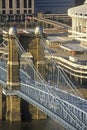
[61, 40, 87, 52]
[47, 35, 87, 52]
[68, 3, 87, 16]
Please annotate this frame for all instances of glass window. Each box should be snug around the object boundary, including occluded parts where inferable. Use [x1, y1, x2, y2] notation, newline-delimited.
[2, 10, 6, 14]
[28, 10, 32, 14]
[28, 0, 31, 8]
[24, 10, 27, 14]
[17, 0, 20, 8]
[24, 0, 27, 8]
[17, 10, 20, 14]
[9, 0, 12, 8]
[9, 10, 13, 14]
[2, 0, 5, 8]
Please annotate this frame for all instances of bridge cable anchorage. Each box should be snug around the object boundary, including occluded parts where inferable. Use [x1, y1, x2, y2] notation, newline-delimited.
[40, 33, 84, 98]
[14, 34, 87, 129]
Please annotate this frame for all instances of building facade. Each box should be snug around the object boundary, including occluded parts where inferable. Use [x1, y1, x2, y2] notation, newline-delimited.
[0, 0, 34, 22]
[68, 0, 87, 45]
[0, 0, 34, 15]
[35, 0, 75, 14]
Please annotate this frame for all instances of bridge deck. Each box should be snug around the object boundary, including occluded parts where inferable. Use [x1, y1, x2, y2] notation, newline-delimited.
[52, 87, 87, 113]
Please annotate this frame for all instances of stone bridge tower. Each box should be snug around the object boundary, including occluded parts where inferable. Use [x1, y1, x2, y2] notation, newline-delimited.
[6, 27, 21, 121]
[29, 26, 46, 119]
[29, 26, 46, 79]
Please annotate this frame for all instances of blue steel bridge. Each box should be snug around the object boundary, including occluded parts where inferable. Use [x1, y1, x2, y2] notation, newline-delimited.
[0, 30, 87, 130]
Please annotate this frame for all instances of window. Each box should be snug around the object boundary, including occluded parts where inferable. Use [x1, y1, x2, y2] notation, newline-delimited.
[2, 10, 6, 14]
[2, 0, 5, 8]
[28, 0, 31, 8]
[17, 10, 20, 14]
[28, 10, 32, 14]
[24, 10, 27, 14]
[9, 0, 12, 8]
[9, 10, 13, 14]
[24, 0, 27, 8]
[17, 0, 20, 8]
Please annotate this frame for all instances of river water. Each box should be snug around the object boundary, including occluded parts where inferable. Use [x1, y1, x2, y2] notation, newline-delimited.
[0, 118, 66, 130]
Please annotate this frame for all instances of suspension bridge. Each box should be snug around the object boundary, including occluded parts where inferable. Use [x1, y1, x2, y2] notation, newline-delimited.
[0, 26, 87, 130]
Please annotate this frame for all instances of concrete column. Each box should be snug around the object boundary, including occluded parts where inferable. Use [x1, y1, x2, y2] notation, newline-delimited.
[78, 18, 81, 32]
[6, 0, 9, 14]
[76, 17, 78, 32]
[82, 19, 86, 33]
[20, 0, 23, 14]
[86, 21, 87, 43]
[13, 0, 16, 14]
[72, 17, 74, 37]
[0, 86, 2, 120]
[80, 19, 83, 32]
[31, 0, 34, 14]
[0, 0, 2, 14]
[72, 17, 75, 32]
[27, 0, 28, 13]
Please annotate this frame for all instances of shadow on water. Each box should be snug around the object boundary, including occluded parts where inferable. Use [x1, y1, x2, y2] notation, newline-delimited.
[0, 118, 66, 130]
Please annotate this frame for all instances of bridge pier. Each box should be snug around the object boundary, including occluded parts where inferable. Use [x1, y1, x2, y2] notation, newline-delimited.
[29, 104, 46, 120]
[0, 86, 2, 120]
[6, 95, 21, 121]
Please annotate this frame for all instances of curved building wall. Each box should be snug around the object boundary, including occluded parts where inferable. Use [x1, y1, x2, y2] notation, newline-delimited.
[68, 1, 87, 45]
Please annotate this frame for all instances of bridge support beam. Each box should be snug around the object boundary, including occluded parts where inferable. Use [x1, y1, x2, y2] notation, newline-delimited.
[6, 95, 21, 121]
[0, 86, 2, 120]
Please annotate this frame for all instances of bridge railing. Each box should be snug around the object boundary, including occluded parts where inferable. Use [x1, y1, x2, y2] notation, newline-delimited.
[0, 31, 87, 130]
[0, 63, 87, 130]
[0, 62, 7, 88]
[17, 82, 87, 130]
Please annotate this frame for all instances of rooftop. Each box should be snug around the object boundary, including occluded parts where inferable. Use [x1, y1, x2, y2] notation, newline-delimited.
[46, 32, 87, 62]
[68, 1, 87, 16]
